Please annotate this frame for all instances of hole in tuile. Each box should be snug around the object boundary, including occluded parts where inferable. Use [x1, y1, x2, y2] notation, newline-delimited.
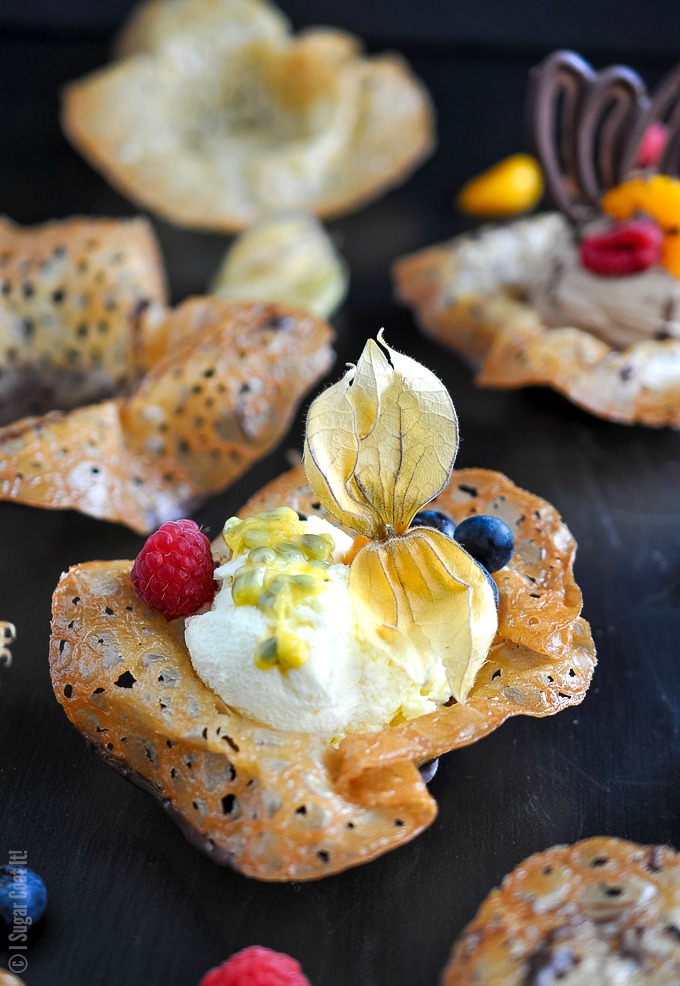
[114, 670, 136, 688]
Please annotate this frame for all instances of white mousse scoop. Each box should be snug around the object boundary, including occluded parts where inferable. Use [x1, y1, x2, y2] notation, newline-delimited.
[528, 215, 680, 349]
[185, 514, 451, 741]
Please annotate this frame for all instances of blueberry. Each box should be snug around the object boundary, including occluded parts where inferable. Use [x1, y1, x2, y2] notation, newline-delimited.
[478, 563, 499, 607]
[418, 758, 439, 784]
[454, 514, 514, 572]
[410, 509, 456, 540]
[0, 866, 47, 928]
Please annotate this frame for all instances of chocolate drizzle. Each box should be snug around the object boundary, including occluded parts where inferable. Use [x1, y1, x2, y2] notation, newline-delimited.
[658, 296, 677, 339]
[529, 50, 680, 222]
[524, 936, 578, 985]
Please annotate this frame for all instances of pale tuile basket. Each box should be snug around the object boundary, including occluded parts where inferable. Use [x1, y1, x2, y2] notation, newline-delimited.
[50, 465, 595, 881]
[0, 216, 335, 532]
[62, 0, 435, 232]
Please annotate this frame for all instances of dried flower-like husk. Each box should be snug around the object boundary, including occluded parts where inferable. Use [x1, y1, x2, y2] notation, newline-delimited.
[304, 335, 493, 702]
[62, 0, 435, 231]
[50, 465, 594, 881]
[0, 301, 333, 531]
[240, 466, 584, 657]
[304, 335, 458, 537]
[394, 214, 680, 427]
[442, 837, 680, 984]
[349, 530, 497, 704]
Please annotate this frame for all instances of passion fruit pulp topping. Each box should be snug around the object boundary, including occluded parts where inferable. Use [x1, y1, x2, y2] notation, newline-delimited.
[222, 507, 337, 671]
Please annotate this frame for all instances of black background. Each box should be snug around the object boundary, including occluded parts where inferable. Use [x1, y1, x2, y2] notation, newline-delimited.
[3, 0, 680, 57]
[2, 5, 680, 986]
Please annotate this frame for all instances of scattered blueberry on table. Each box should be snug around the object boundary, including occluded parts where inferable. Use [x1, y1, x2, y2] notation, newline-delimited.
[0, 866, 47, 928]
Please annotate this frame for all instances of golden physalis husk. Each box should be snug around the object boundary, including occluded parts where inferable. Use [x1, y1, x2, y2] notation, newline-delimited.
[62, 0, 435, 232]
[303, 332, 497, 703]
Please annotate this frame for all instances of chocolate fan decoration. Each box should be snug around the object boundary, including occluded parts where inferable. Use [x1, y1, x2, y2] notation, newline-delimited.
[529, 50, 680, 220]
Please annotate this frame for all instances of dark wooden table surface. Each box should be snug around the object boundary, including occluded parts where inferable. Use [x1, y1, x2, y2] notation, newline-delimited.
[2, 29, 680, 986]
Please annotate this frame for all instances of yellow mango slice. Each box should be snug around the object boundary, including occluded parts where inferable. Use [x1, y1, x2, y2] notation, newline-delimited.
[457, 153, 543, 218]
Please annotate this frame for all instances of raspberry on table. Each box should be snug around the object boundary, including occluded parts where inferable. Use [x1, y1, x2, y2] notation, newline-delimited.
[130, 519, 216, 621]
[200, 946, 311, 986]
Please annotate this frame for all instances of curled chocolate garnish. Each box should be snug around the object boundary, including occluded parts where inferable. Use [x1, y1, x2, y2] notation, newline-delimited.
[529, 51, 680, 223]
[528, 50, 647, 221]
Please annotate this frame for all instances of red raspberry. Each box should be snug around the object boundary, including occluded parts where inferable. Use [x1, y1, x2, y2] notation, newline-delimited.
[580, 220, 663, 277]
[200, 946, 311, 986]
[130, 519, 216, 620]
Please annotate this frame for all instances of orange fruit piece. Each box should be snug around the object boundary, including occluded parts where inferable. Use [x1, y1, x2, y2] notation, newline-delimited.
[457, 154, 544, 218]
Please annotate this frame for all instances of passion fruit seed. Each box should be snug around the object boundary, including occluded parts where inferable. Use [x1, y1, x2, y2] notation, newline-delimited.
[225, 509, 336, 672]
